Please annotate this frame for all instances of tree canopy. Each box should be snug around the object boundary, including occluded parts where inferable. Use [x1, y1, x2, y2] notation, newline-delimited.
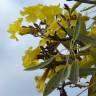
[8, 1, 96, 96]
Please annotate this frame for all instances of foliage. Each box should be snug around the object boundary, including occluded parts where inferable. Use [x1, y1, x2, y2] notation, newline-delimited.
[8, 1, 96, 96]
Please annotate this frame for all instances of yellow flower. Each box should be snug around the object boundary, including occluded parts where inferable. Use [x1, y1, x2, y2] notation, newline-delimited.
[22, 47, 40, 69]
[8, 18, 23, 41]
[20, 4, 44, 22]
[35, 76, 45, 92]
[20, 4, 62, 23]
[45, 19, 66, 39]
[35, 69, 49, 92]
[19, 26, 38, 35]
[42, 4, 62, 24]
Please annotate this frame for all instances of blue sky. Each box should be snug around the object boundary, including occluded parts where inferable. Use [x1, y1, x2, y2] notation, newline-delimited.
[0, 0, 91, 96]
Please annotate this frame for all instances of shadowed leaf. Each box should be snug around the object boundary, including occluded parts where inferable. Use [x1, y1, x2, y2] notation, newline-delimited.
[80, 68, 96, 77]
[70, 62, 79, 84]
[43, 64, 71, 96]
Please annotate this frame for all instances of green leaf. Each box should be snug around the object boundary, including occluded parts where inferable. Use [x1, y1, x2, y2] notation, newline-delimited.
[43, 64, 71, 96]
[81, 5, 96, 12]
[79, 44, 91, 52]
[73, 14, 81, 42]
[63, 27, 96, 45]
[70, 62, 79, 84]
[80, 68, 96, 77]
[71, 2, 81, 13]
[74, 0, 96, 4]
[24, 57, 54, 71]
[64, 4, 70, 13]
[78, 34, 96, 45]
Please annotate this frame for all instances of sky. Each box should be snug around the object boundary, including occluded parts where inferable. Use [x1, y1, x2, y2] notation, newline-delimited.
[0, 0, 92, 96]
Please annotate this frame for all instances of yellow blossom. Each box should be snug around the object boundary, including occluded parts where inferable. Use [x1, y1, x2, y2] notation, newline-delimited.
[8, 18, 23, 41]
[20, 4, 62, 23]
[22, 47, 40, 69]
[35, 69, 49, 92]
[20, 4, 44, 22]
[45, 20, 66, 38]
[42, 4, 62, 23]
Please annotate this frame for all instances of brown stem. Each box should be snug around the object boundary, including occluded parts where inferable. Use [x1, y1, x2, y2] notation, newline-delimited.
[57, 82, 68, 96]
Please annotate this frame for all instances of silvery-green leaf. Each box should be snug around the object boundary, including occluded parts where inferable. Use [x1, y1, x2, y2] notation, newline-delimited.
[43, 64, 71, 96]
[73, 14, 81, 42]
[79, 44, 91, 52]
[70, 62, 79, 84]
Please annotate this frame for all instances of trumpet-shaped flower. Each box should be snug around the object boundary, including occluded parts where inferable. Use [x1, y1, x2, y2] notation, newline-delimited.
[20, 4, 62, 23]
[23, 47, 40, 69]
[35, 69, 49, 92]
[8, 18, 23, 41]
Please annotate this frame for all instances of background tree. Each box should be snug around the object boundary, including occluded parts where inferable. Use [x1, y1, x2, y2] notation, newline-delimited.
[8, 0, 96, 96]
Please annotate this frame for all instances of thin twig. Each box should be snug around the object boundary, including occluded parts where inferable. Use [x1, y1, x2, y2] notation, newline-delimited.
[76, 81, 96, 96]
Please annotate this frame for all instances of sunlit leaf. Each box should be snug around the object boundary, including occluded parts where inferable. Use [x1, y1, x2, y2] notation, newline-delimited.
[80, 17, 87, 34]
[79, 55, 96, 68]
[88, 26, 96, 37]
